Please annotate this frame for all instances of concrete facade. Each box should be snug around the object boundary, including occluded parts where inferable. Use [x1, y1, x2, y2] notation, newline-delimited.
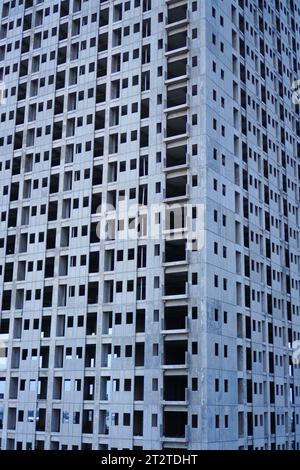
[0, 0, 300, 450]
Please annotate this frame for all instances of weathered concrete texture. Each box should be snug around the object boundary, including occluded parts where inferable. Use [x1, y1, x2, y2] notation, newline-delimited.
[0, 0, 300, 451]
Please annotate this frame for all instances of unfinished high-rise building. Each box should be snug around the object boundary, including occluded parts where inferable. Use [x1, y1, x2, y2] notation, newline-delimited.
[0, 0, 300, 451]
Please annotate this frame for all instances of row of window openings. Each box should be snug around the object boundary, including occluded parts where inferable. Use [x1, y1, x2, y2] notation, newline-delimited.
[4, 178, 199, 209]
[4, 338, 200, 369]
[1, 147, 158, 173]
[3, 408, 201, 437]
[1, 63, 150, 106]
[231, 16, 300, 80]
[1, 372, 298, 403]
[1, 49, 198, 92]
[2, 24, 193, 81]
[2, 306, 296, 341]
[223, 133, 297, 181]
[4, 249, 150, 279]
[5, 441, 300, 452]
[3, 88, 204, 150]
[8, 110, 199, 147]
[2, 26, 199, 93]
[2, 4, 298, 90]
[1, 22, 298, 119]
[2, 373, 205, 402]
[2, 140, 203, 176]
[5, 407, 298, 438]
[3, 18, 153, 55]
[2, 187, 201, 226]
[0, 309, 149, 338]
[3, 164, 156, 200]
[1, 0, 155, 22]
[4, 122, 152, 148]
[1, 200, 201, 249]
[1, 270, 198, 309]
[3, 179, 299, 224]
[2, 0, 155, 25]
[0, 250, 298, 294]
[0, 304, 202, 339]
[1, 18, 198, 67]
[232, 82, 297, 132]
[0, 242, 298, 282]
[231, 56, 298, 117]
[0, 374, 213, 402]
[215, 209, 299, 248]
[233, 179, 299, 212]
[10, 96, 151, 126]
[212, 56, 300, 142]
